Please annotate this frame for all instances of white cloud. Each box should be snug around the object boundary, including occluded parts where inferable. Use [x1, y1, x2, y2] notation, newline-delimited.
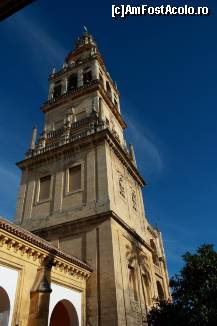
[125, 115, 163, 176]
[4, 12, 68, 89]
[0, 165, 19, 181]
[9, 13, 67, 65]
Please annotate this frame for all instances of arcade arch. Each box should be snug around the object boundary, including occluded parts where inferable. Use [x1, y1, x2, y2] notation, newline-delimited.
[0, 286, 10, 326]
[50, 299, 79, 326]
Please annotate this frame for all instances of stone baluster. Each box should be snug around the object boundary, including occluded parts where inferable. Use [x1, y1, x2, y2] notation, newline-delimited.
[48, 82, 54, 100]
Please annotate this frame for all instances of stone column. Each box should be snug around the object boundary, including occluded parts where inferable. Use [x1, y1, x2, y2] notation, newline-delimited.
[92, 61, 99, 80]
[27, 256, 54, 326]
[48, 82, 54, 100]
[64, 77, 68, 93]
[77, 69, 83, 87]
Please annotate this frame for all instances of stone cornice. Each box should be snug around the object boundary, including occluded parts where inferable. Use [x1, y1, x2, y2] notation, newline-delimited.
[32, 210, 155, 255]
[16, 128, 145, 187]
[147, 225, 159, 239]
[0, 218, 92, 278]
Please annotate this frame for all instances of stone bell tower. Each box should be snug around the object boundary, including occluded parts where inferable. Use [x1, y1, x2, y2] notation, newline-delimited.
[15, 31, 170, 326]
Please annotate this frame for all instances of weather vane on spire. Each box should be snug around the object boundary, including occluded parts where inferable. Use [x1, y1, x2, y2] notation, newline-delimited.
[83, 25, 88, 33]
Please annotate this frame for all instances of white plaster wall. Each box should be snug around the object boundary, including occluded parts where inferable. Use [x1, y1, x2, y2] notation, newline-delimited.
[0, 265, 18, 326]
[48, 283, 82, 325]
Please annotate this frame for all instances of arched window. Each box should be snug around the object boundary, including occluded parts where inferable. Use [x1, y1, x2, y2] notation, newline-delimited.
[49, 299, 79, 326]
[0, 286, 10, 326]
[156, 281, 164, 302]
[68, 74, 77, 91]
[53, 81, 62, 98]
[150, 239, 160, 266]
[83, 67, 92, 84]
[53, 85, 62, 98]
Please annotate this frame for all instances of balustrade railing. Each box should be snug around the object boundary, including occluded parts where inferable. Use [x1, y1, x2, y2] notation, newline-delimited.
[47, 127, 64, 139]
[25, 120, 130, 160]
[44, 79, 99, 107]
[25, 120, 107, 158]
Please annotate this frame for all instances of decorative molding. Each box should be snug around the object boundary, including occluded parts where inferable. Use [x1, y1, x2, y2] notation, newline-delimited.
[117, 171, 126, 198]
[16, 129, 145, 187]
[0, 218, 92, 279]
[32, 210, 155, 255]
[147, 225, 158, 239]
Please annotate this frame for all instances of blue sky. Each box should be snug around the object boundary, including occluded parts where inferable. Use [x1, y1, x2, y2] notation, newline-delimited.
[0, 0, 217, 276]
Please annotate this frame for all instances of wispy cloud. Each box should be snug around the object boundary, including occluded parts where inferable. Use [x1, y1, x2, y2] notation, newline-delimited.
[4, 12, 67, 88]
[9, 13, 67, 64]
[125, 114, 163, 177]
[0, 165, 19, 181]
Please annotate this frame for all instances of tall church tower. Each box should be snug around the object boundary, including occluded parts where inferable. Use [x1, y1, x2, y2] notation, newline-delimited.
[15, 31, 170, 326]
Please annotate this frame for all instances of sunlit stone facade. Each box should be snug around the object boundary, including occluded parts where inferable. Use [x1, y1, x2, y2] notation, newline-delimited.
[14, 32, 170, 325]
[0, 218, 91, 326]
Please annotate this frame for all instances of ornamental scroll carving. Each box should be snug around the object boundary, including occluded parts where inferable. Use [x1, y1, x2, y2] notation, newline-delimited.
[132, 190, 137, 211]
[117, 171, 125, 198]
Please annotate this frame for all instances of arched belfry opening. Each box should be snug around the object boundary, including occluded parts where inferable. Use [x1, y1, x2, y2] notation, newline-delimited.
[0, 286, 10, 326]
[49, 299, 79, 326]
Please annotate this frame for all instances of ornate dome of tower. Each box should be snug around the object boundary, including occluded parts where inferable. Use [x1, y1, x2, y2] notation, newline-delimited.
[65, 29, 100, 65]
[76, 30, 97, 48]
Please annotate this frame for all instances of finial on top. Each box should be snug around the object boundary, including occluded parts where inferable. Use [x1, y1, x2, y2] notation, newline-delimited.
[75, 28, 96, 49]
[83, 25, 88, 33]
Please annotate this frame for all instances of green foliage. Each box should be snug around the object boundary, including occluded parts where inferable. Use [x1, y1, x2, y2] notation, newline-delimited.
[147, 244, 217, 326]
